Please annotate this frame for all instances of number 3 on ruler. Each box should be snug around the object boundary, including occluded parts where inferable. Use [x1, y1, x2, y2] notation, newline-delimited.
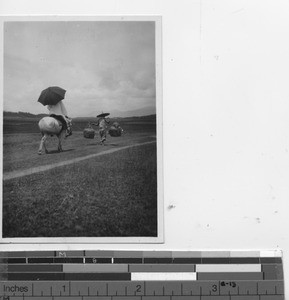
[212, 284, 218, 292]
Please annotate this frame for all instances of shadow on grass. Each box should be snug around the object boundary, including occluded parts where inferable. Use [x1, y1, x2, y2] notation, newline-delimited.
[46, 149, 75, 154]
[86, 143, 116, 147]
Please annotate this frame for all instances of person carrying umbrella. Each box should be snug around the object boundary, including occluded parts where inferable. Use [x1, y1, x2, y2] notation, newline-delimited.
[47, 101, 72, 137]
[38, 86, 72, 137]
[91, 113, 110, 144]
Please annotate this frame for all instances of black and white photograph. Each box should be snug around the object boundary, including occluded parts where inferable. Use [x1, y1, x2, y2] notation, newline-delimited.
[1, 17, 163, 242]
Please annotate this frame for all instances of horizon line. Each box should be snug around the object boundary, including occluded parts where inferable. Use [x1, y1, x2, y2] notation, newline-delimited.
[3, 110, 157, 119]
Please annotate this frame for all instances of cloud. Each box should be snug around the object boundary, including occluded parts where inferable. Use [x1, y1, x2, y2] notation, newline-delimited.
[4, 21, 157, 117]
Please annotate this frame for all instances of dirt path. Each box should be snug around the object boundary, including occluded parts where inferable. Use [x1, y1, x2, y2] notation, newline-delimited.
[3, 141, 156, 181]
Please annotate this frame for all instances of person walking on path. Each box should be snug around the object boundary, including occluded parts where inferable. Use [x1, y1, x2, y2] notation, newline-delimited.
[91, 115, 110, 144]
[47, 100, 72, 137]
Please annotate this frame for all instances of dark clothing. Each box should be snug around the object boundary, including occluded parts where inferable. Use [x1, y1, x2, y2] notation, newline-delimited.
[50, 114, 67, 129]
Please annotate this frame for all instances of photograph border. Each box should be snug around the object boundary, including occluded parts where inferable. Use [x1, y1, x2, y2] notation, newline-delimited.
[0, 15, 163, 244]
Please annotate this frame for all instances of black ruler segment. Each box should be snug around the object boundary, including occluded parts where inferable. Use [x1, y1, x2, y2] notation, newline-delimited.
[27, 258, 84, 264]
[0, 251, 284, 299]
[64, 273, 131, 281]
[114, 258, 143, 264]
[28, 258, 53, 264]
[229, 258, 260, 264]
[173, 258, 201, 264]
[53, 258, 83, 264]
[7, 258, 27, 264]
[7, 273, 64, 281]
[2, 273, 131, 281]
[201, 258, 230, 264]
[144, 258, 173, 264]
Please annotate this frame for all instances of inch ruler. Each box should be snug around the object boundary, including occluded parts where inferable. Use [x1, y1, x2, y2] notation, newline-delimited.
[0, 251, 285, 300]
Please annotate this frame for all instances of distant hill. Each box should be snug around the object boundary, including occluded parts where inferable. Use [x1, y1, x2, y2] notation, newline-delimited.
[3, 111, 156, 122]
[73, 114, 156, 123]
[113, 107, 155, 118]
[4, 111, 48, 119]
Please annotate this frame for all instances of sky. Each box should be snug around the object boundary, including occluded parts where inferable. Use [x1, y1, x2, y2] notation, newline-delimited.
[3, 21, 156, 117]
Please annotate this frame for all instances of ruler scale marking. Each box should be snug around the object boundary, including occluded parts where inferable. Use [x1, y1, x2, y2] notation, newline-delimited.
[0, 251, 284, 300]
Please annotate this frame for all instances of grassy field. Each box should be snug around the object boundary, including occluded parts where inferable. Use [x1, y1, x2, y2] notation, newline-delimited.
[2, 116, 158, 238]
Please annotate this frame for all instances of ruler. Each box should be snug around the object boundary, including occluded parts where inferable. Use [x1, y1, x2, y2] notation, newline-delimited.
[0, 251, 284, 300]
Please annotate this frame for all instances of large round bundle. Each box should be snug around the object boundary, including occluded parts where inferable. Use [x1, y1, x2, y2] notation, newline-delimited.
[108, 126, 122, 137]
[83, 127, 95, 139]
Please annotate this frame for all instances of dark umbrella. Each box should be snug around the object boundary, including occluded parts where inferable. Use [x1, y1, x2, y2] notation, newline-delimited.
[38, 86, 66, 106]
[97, 112, 110, 118]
